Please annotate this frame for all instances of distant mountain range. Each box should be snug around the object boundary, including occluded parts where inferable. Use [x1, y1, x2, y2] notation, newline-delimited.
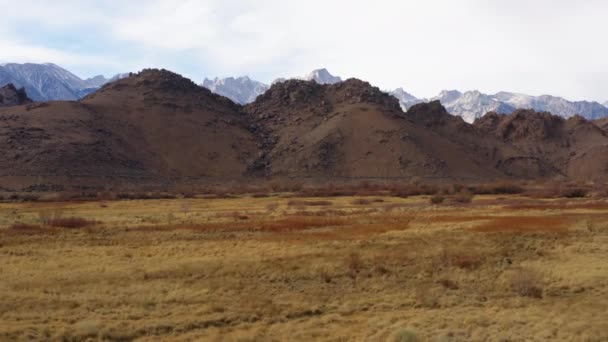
[3, 68, 608, 192]
[0, 63, 127, 101]
[427, 90, 608, 123]
[201, 68, 342, 105]
[201, 69, 608, 122]
[0, 63, 606, 122]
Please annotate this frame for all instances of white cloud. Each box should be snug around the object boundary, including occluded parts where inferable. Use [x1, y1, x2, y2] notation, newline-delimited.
[2, 0, 608, 100]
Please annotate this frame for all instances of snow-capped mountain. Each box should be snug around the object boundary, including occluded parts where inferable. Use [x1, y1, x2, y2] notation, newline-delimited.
[391, 88, 608, 123]
[432, 90, 517, 123]
[302, 68, 342, 84]
[389, 88, 422, 110]
[0, 63, 128, 101]
[494, 92, 608, 120]
[201, 76, 269, 105]
[203, 68, 342, 104]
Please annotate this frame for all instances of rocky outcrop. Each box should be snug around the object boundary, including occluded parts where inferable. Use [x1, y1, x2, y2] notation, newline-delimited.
[0, 84, 32, 107]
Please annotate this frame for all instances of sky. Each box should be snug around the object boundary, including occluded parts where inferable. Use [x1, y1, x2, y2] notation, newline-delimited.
[1, 0, 607, 102]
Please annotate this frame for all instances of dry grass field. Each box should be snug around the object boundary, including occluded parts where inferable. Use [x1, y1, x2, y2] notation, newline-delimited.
[1, 193, 607, 341]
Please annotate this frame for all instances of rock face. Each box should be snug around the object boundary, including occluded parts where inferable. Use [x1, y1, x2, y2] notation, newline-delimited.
[0, 84, 32, 107]
[243, 80, 506, 180]
[474, 109, 608, 180]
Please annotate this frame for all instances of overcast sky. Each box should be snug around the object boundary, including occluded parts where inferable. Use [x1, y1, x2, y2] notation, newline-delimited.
[1, 0, 606, 101]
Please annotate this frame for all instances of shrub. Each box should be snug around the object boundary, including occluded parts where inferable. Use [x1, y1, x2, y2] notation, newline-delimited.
[511, 269, 543, 298]
[287, 200, 333, 207]
[560, 187, 587, 198]
[10, 223, 43, 231]
[451, 191, 474, 204]
[346, 252, 363, 284]
[49, 217, 95, 229]
[392, 329, 418, 342]
[429, 194, 445, 205]
[474, 182, 524, 195]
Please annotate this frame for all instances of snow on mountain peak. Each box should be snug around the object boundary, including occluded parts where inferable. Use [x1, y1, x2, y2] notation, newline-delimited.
[303, 68, 342, 84]
[201, 75, 269, 104]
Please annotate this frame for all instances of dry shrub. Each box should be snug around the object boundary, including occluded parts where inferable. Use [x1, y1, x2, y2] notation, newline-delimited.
[472, 215, 570, 233]
[261, 216, 347, 232]
[510, 268, 543, 298]
[351, 198, 383, 205]
[298, 186, 357, 197]
[473, 182, 524, 195]
[10, 222, 51, 234]
[38, 208, 64, 226]
[346, 252, 363, 284]
[287, 200, 333, 207]
[526, 182, 590, 199]
[450, 191, 474, 204]
[560, 187, 587, 198]
[438, 279, 459, 290]
[117, 192, 176, 200]
[230, 211, 250, 221]
[429, 194, 445, 204]
[265, 202, 280, 212]
[434, 249, 481, 271]
[452, 254, 481, 270]
[251, 192, 270, 198]
[391, 329, 418, 342]
[389, 183, 439, 198]
[49, 217, 96, 229]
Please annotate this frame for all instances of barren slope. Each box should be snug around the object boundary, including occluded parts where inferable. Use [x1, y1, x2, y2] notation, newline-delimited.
[475, 110, 608, 180]
[0, 70, 257, 189]
[244, 80, 506, 180]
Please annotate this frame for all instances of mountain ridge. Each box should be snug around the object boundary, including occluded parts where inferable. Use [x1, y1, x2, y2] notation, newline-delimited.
[0, 63, 127, 101]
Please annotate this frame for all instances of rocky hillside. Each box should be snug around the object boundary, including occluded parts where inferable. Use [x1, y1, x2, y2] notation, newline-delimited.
[243, 80, 507, 180]
[475, 110, 608, 180]
[0, 69, 257, 189]
[0, 84, 31, 107]
[2, 68, 608, 191]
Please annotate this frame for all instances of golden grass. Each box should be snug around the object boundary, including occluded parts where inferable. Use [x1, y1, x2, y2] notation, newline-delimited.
[0, 194, 606, 341]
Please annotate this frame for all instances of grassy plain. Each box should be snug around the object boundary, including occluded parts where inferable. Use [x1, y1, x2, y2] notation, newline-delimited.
[0, 194, 607, 341]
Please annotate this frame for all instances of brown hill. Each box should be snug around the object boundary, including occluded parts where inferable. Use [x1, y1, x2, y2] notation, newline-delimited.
[0, 69, 257, 190]
[244, 81, 506, 180]
[474, 110, 608, 180]
[2, 68, 608, 191]
[593, 117, 608, 133]
[0, 84, 31, 107]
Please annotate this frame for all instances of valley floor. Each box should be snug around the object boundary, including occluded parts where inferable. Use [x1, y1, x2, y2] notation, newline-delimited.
[0, 194, 607, 341]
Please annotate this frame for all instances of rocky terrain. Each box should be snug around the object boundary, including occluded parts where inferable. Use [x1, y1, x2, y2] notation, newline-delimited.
[0, 84, 31, 107]
[475, 110, 608, 180]
[202, 68, 342, 105]
[1, 68, 608, 191]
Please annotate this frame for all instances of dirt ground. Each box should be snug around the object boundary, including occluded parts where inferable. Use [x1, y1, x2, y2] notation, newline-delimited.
[0, 194, 607, 341]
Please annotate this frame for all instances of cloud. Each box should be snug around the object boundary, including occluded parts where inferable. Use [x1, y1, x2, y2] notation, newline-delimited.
[1, 0, 608, 101]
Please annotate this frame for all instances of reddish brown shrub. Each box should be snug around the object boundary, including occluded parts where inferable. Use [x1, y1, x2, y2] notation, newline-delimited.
[451, 191, 474, 204]
[430, 195, 445, 205]
[49, 217, 96, 229]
